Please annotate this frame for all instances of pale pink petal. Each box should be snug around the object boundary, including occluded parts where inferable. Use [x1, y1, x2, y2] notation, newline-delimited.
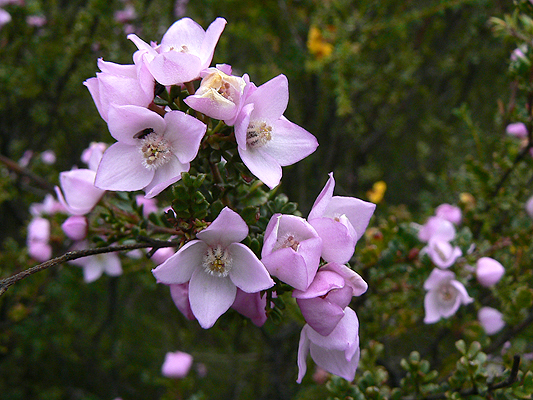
[227, 243, 274, 292]
[267, 117, 319, 166]
[199, 17, 227, 67]
[58, 169, 105, 215]
[232, 289, 268, 327]
[143, 156, 188, 198]
[196, 207, 248, 247]
[161, 351, 194, 378]
[61, 215, 88, 241]
[95, 142, 154, 191]
[107, 105, 166, 144]
[238, 146, 282, 189]
[170, 283, 195, 320]
[189, 269, 237, 328]
[418, 216, 456, 242]
[103, 253, 123, 276]
[297, 297, 345, 336]
[325, 197, 376, 242]
[292, 270, 345, 299]
[321, 263, 368, 296]
[161, 18, 206, 54]
[234, 103, 254, 150]
[147, 52, 202, 86]
[308, 173, 335, 220]
[83, 77, 106, 121]
[305, 307, 359, 353]
[28, 241, 52, 262]
[83, 262, 104, 283]
[476, 257, 505, 287]
[309, 217, 356, 264]
[297, 327, 311, 383]
[309, 342, 359, 382]
[246, 74, 289, 121]
[261, 247, 311, 291]
[423, 268, 454, 291]
[423, 290, 442, 324]
[152, 240, 207, 284]
[164, 111, 206, 163]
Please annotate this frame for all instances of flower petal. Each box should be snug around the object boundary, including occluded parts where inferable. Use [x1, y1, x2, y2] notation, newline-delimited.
[238, 146, 282, 189]
[152, 240, 207, 284]
[326, 196, 376, 242]
[309, 217, 356, 264]
[308, 172, 335, 220]
[189, 269, 237, 328]
[107, 105, 166, 144]
[197, 207, 248, 247]
[164, 110, 206, 163]
[246, 74, 289, 121]
[227, 243, 274, 292]
[143, 156, 188, 198]
[267, 117, 318, 166]
[95, 142, 154, 191]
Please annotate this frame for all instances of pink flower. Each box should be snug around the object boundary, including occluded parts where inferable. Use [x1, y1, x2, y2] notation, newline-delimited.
[506, 122, 528, 139]
[231, 288, 268, 327]
[423, 268, 473, 324]
[95, 105, 206, 198]
[184, 65, 250, 125]
[261, 214, 322, 291]
[418, 216, 456, 243]
[40, 150, 56, 165]
[161, 351, 193, 378]
[27, 217, 52, 262]
[475, 257, 504, 287]
[234, 74, 319, 189]
[26, 15, 46, 27]
[0, 9, 11, 29]
[128, 17, 227, 86]
[478, 307, 505, 335]
[308, 173, 375, 264]
[152, 207, 274, 329]
[422, 237, 462, 269]
[84, 59, 154, 123]
[526, 195, 533, 219]
[293, 263, 367, 336]
[297, 307, 360, 383]
[61, 215, 88, 241]
[68, 241, 122, 283]
[55, 168, 106, 215]
[435, 203, 462, 225]
[81, 142, 107, 171]
[29, 194, 66, 217]
[135, 195, 158, 217]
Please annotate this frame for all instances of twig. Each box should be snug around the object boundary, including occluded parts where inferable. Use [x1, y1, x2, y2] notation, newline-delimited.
[0, 240, 178, 297]
[0, 153, 55, 192]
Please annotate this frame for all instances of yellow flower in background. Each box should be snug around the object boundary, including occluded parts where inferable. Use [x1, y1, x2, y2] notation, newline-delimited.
[367, 181, 387, 204]
[307, 26, 333, 59]
[459, 192, 475, 211]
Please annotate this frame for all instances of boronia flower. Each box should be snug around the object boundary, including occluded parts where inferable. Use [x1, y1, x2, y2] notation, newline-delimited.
[128, 17, 227, 86]
[261, 214, 322, 291]
[152, 207, 274, 329]
[475, 257, 505, 287]
[95, 105, 206, 198]
[308, 173, 375, 264]
[234, 74, 319, 189]
[68, 241, 122, 283]
[297, 307, 360, 383]
[421, 237, 462, 269]
[423, 268, 473, 324]
[478, 307, 505, 335]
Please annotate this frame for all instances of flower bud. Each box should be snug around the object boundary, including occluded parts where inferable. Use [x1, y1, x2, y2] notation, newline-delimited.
[476, 257, 504, 287]
[478, 307, 505, 335]
[61, 215, 88, 241]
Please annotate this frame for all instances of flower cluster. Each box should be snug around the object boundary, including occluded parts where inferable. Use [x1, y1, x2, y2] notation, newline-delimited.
[417, 204, 506, 335]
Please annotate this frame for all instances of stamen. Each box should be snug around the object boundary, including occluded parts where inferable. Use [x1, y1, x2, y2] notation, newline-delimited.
[246, 121, 272, 149]
[203, 245, 233, 277]
[275, 232, 300, 251]
[138, 132, 173, 170]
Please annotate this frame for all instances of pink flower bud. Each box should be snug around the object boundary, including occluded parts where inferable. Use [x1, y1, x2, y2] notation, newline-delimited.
[476, 257, 504, 287]
[161, 351, 193, 379]
[435, 203, 462, 225]
[478, 307, 505, 335]
[506, 122, 528, 139]
[61, 215, 88, 241]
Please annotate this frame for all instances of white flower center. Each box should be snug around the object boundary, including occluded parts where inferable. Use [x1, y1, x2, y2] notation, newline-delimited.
[203, 245, 233, 277]
[246, 120, 272, 149]
[274, 232, 300, 251]
[437, 283, 457, 305]
[138, 132, 173, 170]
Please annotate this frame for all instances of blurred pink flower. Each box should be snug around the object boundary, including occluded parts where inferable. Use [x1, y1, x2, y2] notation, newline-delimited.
[61, 215, 88, 241]
[55, 168, 106, 215]
[418, 216, 456, 243]
[525, 195, 533, 219]
[423, 268, 473, 324]
[40, 150, 56, 165]
[308, 173, 375, 264]
[114, 5, 136, 23]
[30, 194, 66, 217]
[27, 217, 52, 262]
[26, 15, 46, 27]
[0, 8, 11, 29]
[161, 351, 193, 378]
[297, 307, 360, 383]
[81, 142, 107, 171]
[152, 207, 274, 328]
[478, 307, 505, 335]
[128, 17, 227, 86]
[435, 203, 462, 225]
[261, 214, 322, 291]
[422, 237, 462, 269]
[506, 122, 528, 139]
[136, 195, 158, 217]
[475, 257, 504, 287]
[68, 241, 122, 283]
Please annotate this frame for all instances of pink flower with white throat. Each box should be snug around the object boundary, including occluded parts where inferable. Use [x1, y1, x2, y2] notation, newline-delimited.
[152, 207, 274, 329]
[128, 17, 227, 86]
[261, 214, 322, 291]
[297, 307, 360, 383]
[423, 268, 473, 324]
[95, 105, 206, 198]
[293, 263, 368, 336]
[234, 74, 319, 189]
[308, 173, 375, 264]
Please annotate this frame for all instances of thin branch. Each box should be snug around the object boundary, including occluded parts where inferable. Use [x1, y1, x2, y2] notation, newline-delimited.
[0, 239, 178, 297]
[0, 153, 55, 192]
